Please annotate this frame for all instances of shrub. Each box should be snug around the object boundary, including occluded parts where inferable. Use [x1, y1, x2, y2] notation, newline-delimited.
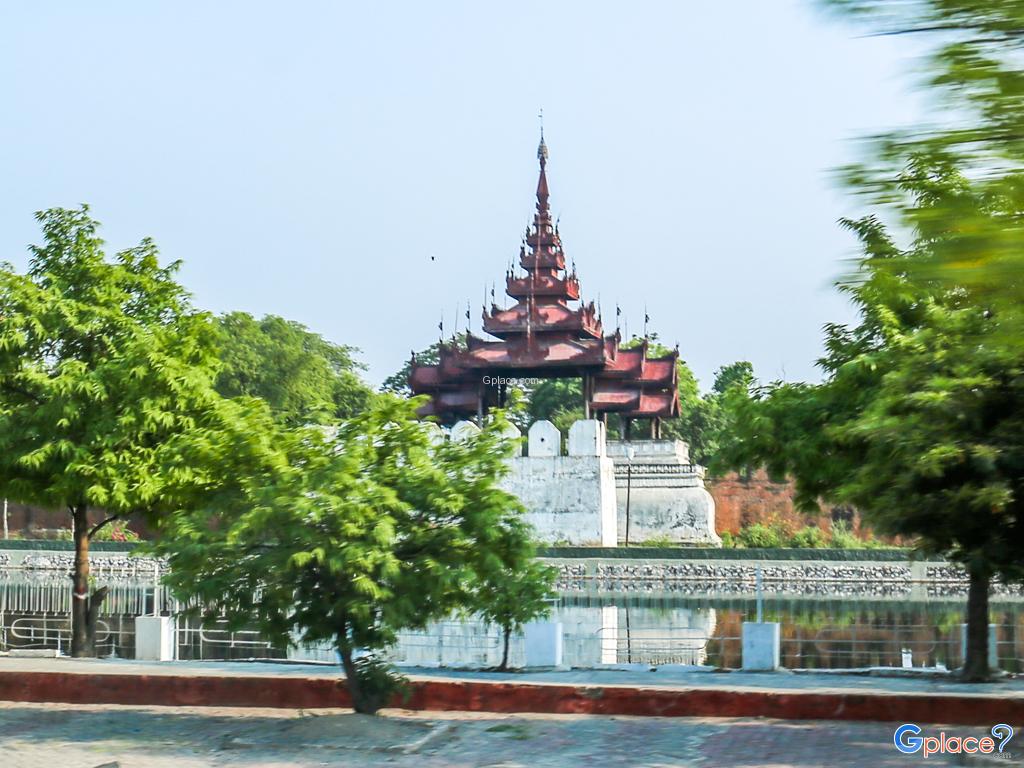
[829, 521, 862, 549]
[788, 525, 827, 548]
[350, 655, 409, 713]
[736, 523, 786, 549]
[638, 535, 676, 548]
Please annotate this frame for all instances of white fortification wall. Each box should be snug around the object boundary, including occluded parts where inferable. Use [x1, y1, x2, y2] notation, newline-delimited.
[607, 440, 721, 546]
[447, 419, 720, 546]
[450, 418, 617, 546]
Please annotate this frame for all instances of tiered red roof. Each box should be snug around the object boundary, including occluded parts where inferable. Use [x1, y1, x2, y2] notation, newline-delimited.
[409, 136, 680, 426]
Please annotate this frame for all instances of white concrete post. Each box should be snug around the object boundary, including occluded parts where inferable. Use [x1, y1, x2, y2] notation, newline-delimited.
[422, 422, 446, 446]
[451, 420, 481, 443]
[568, 419, 606, 457]
[524, 621, 563, 667]
[135, 615, 175, 661]
[498, 422, 523, 456]
[742, 622, 781, 671]
[527, 420, 560, 457]
[960, 624, 999, 670]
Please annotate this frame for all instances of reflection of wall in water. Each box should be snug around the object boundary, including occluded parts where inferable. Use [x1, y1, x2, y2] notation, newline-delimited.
[291, 605, 717, 668]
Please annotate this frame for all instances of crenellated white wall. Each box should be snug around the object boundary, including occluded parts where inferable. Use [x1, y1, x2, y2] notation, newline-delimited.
[450, 418, 617, 546]
[444, 419, 719, 546]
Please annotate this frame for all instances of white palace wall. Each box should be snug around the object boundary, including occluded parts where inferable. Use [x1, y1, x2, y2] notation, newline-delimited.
[451, 418, 617, 546]
[447, 418, 719, 547]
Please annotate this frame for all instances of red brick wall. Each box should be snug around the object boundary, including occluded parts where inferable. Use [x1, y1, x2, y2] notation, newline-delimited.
[707, 470, 866, 537]
[1, 502, 150, 538]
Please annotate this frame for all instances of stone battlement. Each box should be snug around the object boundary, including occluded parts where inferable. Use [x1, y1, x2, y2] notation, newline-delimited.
[443, 420, 720, 547]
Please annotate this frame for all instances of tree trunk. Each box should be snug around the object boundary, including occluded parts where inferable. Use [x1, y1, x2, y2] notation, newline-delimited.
[338, 636, 374, 714]
[962, 562, 991, 682]
[499, 625, 511, 671]
[71, 504, 93, 657]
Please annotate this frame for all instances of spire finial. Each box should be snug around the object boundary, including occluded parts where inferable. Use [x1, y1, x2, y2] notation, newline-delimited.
[537, 108, 548, 167]
[535, 115, 550, 214]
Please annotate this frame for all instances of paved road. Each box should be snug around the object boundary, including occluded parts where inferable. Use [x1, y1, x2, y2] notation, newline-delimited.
[0, 701, 1000, 767]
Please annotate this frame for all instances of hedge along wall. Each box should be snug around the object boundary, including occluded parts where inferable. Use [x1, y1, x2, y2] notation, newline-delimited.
[0, 542, 924, 560]
[537, 546, 933, 562]
[0, 540, 138, 553]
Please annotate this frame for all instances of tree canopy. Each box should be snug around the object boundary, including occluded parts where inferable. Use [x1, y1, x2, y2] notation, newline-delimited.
[214, 311, 371, 426]
[806, 0, 1024, 679]
[151, 395, 546, 712]
[0, 206, 231, 655]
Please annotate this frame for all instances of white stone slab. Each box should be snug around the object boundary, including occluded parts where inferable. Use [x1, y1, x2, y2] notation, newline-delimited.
[451, 420, 481, 443]
[422, 422, 445, 445]
[498, 422, 523, 456]
[742, 622, 780, 671]
[568, 419, 606, 457]
[135, 615, 175, 661]
[527, 420, 560, 457]
[524, 621, 563, 667]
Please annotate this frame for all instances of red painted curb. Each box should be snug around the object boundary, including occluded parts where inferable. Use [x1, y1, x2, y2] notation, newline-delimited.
[0, 671, 1020, 725]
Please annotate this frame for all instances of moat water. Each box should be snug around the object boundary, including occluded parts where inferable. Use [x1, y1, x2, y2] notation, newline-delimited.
[2, 575, 1022, 671]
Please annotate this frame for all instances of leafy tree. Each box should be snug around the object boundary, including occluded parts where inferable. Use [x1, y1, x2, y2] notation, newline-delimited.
[215, 312, 371, 426]
[674, 362, 756, 470]
[0, 207, 226, 656]
[722, 188, 1024, 680]
[808, 0, 1024, 680]
[472, 553, 556, 671]
[151, 396, 545, 713]
[527, 378, 583, 434]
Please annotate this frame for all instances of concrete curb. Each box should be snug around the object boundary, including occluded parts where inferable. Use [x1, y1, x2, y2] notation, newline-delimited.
[0, 670, 1021, 724]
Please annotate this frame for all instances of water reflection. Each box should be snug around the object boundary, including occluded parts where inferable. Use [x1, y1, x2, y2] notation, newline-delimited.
[2, 575, 1023, 671]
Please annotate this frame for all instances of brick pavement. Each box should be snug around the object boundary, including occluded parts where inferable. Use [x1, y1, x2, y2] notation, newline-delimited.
[0, 701, 994, 767]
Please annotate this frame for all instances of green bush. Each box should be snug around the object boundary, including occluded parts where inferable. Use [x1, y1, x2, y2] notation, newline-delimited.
[788, 525, 827, 548]
[736, 523, 786, 548]
[351, 655, 409, 713]
[829, 521, 862, 549]
[719, 531, 736, 548]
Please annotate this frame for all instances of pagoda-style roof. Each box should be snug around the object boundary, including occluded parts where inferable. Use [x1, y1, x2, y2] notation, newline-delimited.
[409, 134, 680, 424]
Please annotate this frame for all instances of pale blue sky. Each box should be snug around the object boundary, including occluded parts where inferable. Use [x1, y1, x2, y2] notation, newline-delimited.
[0, 2, 924, 388]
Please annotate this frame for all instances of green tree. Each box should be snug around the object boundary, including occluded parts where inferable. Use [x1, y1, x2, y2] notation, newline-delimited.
[673, 361, 755, 470]
[821, 0, 1024, 340]
[813, 0, 1024, 679]
[723, 194, 1024, 680]
[0, 207, 226, 656]
[151, 396, 544, 713]
[215, 312, 371, 426]
[472, 554, 556, 671]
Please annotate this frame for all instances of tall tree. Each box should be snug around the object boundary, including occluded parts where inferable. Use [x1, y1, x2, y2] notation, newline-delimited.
[0, 207, 226, 656]
[813, 0, 1024, 679]
[723, 187, 1024, 680]
[151, 396, 546, 713]
[215, 312, 371, 426]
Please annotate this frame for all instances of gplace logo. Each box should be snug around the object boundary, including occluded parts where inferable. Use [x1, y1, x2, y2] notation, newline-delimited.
[894, 723, 1014, 758]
